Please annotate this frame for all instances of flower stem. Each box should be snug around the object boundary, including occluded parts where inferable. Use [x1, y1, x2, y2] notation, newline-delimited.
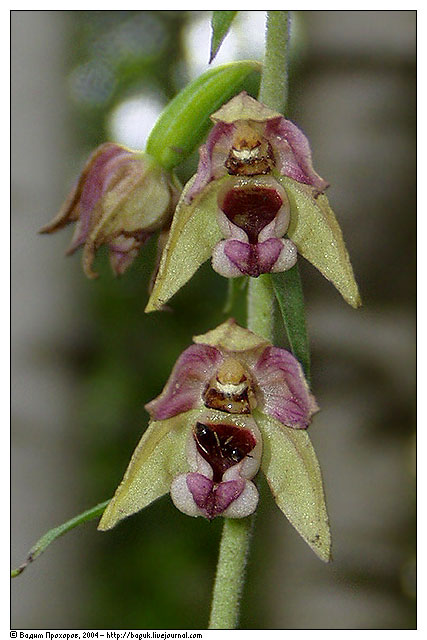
[246, 10, 290, 342]
[209, 11, 290, 630]
[259, 10, 289, 112]
[208, 517, 254, 629]
[247, 273, 274, 340]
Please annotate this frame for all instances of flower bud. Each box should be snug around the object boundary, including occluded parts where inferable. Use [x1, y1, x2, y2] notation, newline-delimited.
[40, 143, 180, 278]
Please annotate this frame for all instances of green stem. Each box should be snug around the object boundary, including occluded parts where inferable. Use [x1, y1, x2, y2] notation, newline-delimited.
[259, 10, 289, 112]
[248, 9, 290, 342]
[209, 11, 290, 630]
[259, 11, 311, 383]
[208, 517, 254, 629]
[247, 274, 274, 340]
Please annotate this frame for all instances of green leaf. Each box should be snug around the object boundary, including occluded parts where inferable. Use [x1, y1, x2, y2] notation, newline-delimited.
[146, 60, 261, 171]
[277, 176, 362, 309]
[271, 266, 311, 381]
[210, 11, 238, 63]
[255, 410, 331, 562]
[145, 176, 225, 313]
[11, 500, 109, 578]
[98, 412, 196, 531]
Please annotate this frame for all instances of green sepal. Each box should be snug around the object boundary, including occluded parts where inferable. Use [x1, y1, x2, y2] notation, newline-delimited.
[255, 410, 331, 562]
[271, 266, 311, 382]
[98, 412, 196, 531]
[277, 176, 362, 309]
[146, 176, 226, 313]
[210, 11, 238, 63]
[146, 61, 261, 171]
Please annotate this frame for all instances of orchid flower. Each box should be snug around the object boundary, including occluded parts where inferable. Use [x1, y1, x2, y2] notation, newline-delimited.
[99, 320, 330, 561]
[147, 92, 360, 312]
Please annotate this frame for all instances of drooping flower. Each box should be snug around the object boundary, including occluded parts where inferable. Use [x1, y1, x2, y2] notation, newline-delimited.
[40, 143, 180, 278]
[98, 320, 330, 561]
[146, 93, 360, 312]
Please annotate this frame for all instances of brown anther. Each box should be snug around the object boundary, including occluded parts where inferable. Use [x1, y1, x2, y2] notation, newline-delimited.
[225, 121, 275, 177]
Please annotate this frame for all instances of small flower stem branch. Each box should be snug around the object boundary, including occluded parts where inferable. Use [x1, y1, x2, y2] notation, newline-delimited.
[208, 516, 254, 629]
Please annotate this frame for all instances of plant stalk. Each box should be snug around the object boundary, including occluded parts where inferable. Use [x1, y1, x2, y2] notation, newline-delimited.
[208, 517, 254, 629]
[259, 10, 289, 112]
[208, 11, 290, 629]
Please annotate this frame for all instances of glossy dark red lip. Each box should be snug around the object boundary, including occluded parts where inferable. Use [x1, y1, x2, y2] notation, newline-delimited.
[194, 422, 256, 483]
[221, 186, 283, 244]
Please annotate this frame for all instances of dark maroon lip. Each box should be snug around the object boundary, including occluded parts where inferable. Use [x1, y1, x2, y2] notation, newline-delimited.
[221, 186, 283, 244]
[194, 422, 256, 483]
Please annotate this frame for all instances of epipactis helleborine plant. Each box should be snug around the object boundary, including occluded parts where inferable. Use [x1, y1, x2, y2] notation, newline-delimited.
[147, 92, 360, 313]
[40, 143, 180, 278]
[99, 319, 331, 561]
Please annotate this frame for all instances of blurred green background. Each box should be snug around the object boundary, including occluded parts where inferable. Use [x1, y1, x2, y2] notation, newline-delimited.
[12, 10, 415, 629]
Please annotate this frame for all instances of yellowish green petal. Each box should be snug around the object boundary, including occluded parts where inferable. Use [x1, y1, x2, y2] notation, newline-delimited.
[277, 176, 361, 308]
[145, 177, 225, 313]
[255, 410, 331, 562]
[98, 412, 196, 531]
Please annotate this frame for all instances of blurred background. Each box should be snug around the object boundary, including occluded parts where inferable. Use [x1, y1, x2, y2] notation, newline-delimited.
[11, 10, 416, 630]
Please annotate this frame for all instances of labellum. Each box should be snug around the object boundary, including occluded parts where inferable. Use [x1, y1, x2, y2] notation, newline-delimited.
[193, 422, 256, 483]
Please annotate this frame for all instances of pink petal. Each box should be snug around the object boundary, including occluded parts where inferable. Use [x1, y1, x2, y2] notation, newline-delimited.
[108, 232, 152, 276]
[145, 344, 223, 420]
[186, 473, 245, 519]
[186, 473, 213, 509]
[254, 346, 318, 428]
[266, 119, 329, 193]
[213, 479, 246, 513]
[213, 238, 284, 278]
[77, 144, 133, 241]
[184, 122, 234, 203]
[256, 238, 288, 273]
[223, 240, 254, 275]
